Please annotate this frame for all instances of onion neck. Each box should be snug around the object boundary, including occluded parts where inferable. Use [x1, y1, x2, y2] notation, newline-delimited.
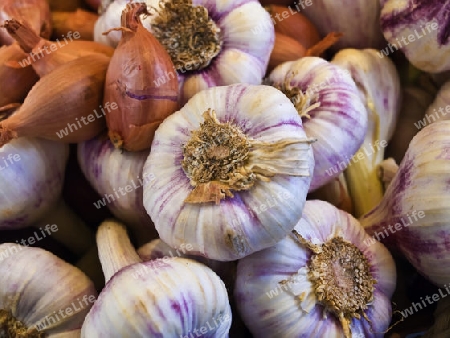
[151, 0, 222, 71]
[2, 19, 41, 54]
[96, 219, 141, 283]
[0, 309, 46, 337]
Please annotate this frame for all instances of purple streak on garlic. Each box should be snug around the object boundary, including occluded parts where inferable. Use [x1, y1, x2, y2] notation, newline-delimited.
[82, 219, 231, 337]
[0, 138, 68, 230]
[331, 48, 401, 217]
[302, 0, 386, 51]
[235, 200, 396, 338]
[267, 57, 367, 191]
[0, 244, 97, 336]
[143, 83, 315, 261]
[361, 121, 450, 287]
[77, 134, 158, 245]
[380, 0, 450, 73]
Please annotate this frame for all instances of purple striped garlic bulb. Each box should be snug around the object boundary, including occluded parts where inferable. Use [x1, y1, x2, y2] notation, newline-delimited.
[235, 200, 396, 338]
[361, 121, 450, 287]
[82, 219, 232, 337]
[0, 137, 68, 230]
[267, 56, 367, 191]
[380, 0, 450, 73]
[0, 244, 97, 337]
[95, 0, 274, 104]
[78, 134, 158, 246]
[143, 83, 315, 261]
[422, 80, 450, 127]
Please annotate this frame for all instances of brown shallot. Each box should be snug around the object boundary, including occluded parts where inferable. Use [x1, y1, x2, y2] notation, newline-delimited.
[3, 18, 114, 77]
[0, 54, 110, 145]
[103, 3, 179, 152]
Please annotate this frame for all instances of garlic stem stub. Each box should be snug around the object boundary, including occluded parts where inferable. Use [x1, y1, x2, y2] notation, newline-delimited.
[82, 219, 232, 337]
[267, 56, 367, 191]
[361, 121, 450, 287]
[143, 83, 315, 261]
[0, 137, 68, 230]
[331, 48, 401, 217]
[0, 244, 97, 337]
[235, 200, 396, 338]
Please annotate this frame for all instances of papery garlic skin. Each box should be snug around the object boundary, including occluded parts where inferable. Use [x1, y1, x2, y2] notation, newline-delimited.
[331, 49, 401, 217]
[268, 57, 367, 191]
[0, 244, 97, 336]
[77, 135, 158, 244]
[235, 200, 396, 338]
[380, 1, 450, 73]
[360, 121, 450, 287]
[82, 257, 231, 337]
[302, 0, 385, 51]
[0, 138, 68, 230]
[143, 83, 314, 261]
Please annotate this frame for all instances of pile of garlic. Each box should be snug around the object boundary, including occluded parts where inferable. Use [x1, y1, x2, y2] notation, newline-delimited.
[0, 0, 449, 337]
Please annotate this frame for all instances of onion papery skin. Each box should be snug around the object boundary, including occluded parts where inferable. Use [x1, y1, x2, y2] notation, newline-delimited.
[143, 83, 314, 261]
[380, 0, 450, 73]
[361, 121, 450, 287]
[77, 135, 158, 242]
[0, 244, 97, 336]
[301, 0, 386, 51]
[268, 57, 367, 191]
[81, 258, 232, 337]
[235, 200, 396, 338]
[0, 138, 68, 230]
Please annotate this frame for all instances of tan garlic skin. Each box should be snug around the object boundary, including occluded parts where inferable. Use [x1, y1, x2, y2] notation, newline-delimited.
[0, 44, 39, 108]
[104, 3, 179, 152]
[0, 0, 51, 45]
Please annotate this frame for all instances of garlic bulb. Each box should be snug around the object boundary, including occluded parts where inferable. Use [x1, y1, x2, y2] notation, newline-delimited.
[0, 244, 97, 336]
[267, 56, 367, 191]
[380, 0, 449, 73]
[361, 121, 450, 287]
[302, 0, 385, 51]
[77, 134, 158, 246]
[235, 200, 396, 338]
[422, 80, 450, 127]
[96, 0, 275, 103]
[81, 219, 232, 337]
[331, 48, 401, 217]
[0, 137, 68, 229]
[143, 83, 315, 261]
